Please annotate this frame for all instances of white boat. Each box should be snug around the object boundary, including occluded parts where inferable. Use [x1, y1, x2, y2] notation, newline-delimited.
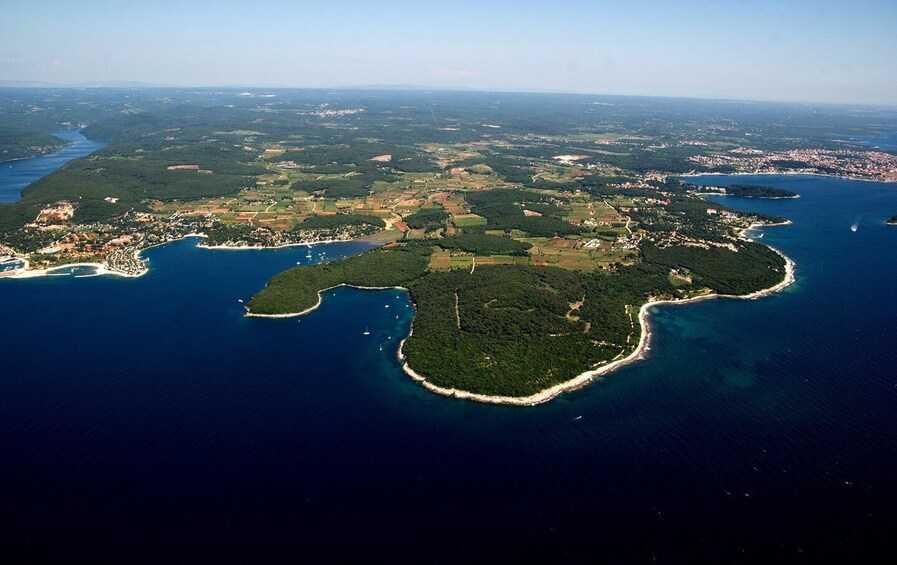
[363, 327, 370, 335]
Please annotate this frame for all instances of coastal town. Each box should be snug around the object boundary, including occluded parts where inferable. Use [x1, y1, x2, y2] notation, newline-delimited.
[689, 147, 897, 182]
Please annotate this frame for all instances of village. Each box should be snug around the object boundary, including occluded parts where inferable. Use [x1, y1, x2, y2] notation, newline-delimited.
[689, 147, 897, 182]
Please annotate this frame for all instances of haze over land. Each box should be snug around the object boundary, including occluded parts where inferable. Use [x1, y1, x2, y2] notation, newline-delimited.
[2, 0, 896, 105]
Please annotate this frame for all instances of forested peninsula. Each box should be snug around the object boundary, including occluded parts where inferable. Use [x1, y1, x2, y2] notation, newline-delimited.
[248, 217, 789, 401]
[724, 184, 799, 199]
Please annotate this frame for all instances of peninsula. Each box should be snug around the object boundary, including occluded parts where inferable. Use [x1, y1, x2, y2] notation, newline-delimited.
[5, 87, 888, 401]
[717, 184, 798, 199]
[246, 185, 791, 402]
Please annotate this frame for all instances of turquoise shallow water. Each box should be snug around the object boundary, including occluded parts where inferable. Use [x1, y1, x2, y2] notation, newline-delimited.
[1, 170, 896, 561]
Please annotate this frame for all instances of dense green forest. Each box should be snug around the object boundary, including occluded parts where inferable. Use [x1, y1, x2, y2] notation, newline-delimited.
[434, 233, 532, 255]
[724, 184, 798, 198]
[483, 155, 535, 184]
[248, 236, 787, 397]
[0, 129, 65, 161]
[641, 241, 786, 295]
[274, 143, 437, 173]
[0, 141, 263, 229]
[291, 176, 380, 198]
[403, 208, 449, 230]
[465, 189, 580, 237]
[248, 247, 431, 314]
[296, 213, 385, 229]
[202, 223, 257, 246]
[248, 247, 665, 396]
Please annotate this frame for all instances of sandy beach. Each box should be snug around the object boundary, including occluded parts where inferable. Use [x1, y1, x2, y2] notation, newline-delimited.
[5, 260, 144, 279]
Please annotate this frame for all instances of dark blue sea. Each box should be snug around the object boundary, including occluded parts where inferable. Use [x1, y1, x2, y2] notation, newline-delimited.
[2, 147, 897, 561]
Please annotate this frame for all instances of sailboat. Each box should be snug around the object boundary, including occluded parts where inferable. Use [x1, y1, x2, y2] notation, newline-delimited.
[363, 327, 370, 335]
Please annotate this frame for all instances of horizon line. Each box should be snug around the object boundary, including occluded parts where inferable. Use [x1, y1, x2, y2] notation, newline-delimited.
[0, 81, 894, 110]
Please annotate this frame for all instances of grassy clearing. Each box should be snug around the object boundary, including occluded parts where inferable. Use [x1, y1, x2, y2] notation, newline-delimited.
[452, 213, 487, 227]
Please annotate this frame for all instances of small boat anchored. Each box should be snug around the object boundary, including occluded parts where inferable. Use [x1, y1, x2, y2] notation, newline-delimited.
[363, 327, 371, 336]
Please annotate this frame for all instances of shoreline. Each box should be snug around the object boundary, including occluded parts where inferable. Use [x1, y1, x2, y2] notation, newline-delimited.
[396, 243, 794, 406]
[4, 233, 370, 280]
[679, 170, 895, 185]
[5, 261, 143, 279]
[403, 219, 794, 405]
[246, 220, 796, 407]
[692, 191, 800, 200]
[0, 144, 69, 167]
[245, 283, 408, 318]
[197, 236, 360, 251]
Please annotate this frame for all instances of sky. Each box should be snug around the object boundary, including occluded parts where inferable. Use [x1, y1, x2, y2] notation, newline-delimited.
[2, 0, 896, 105]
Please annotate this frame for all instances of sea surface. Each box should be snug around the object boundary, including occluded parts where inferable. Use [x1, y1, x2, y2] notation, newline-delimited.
[846, 131, 897, 152]
[2, 157, 897, 560]
[0, 130, 107, 203]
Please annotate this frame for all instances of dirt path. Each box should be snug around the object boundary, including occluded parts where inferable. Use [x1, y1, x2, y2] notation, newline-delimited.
[603, 198, 632, 235]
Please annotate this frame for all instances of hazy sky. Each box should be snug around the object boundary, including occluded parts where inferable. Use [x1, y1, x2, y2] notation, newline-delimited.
[2, 0, 896, 105]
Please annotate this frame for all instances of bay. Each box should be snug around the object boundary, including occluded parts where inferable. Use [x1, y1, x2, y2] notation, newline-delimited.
[0, 130, 106, 203]
[1, 170, 896, 561]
